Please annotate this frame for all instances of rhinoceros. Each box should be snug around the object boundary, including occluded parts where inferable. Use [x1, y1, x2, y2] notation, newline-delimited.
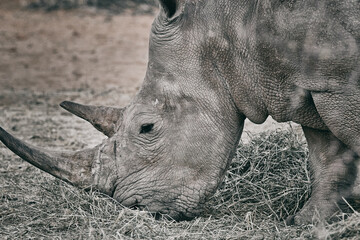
[0, 0, 359, 225]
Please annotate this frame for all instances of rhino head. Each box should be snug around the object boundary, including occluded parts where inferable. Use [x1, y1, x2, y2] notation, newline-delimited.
[0, 0, 244, 220]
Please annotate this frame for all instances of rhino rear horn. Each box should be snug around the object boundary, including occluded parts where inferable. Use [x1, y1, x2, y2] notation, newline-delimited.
[0, 126, 96, 188]
[60, 101, 124, 137]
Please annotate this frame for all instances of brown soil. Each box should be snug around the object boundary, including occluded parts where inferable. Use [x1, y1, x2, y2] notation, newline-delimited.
[0, 2, 153, 93]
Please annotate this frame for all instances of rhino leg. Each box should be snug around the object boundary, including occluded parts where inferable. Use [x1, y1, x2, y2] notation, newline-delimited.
[287, 126, 358, 225]
[311, 91, 360, 156]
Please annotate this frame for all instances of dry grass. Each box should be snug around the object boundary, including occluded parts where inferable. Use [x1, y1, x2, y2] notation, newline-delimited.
[208, 128, 310, 221]
[2, 122, 360, 239]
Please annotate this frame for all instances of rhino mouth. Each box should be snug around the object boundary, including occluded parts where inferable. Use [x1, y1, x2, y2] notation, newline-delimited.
[127, 205, 170, 220]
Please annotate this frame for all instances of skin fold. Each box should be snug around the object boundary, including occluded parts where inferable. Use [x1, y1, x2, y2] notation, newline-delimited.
[0, 0, 359, 224]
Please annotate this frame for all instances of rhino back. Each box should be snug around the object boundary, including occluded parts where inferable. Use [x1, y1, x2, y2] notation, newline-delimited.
[223, 0, 358, 129]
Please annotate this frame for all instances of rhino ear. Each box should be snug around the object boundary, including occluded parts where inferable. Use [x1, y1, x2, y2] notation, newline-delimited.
[60, 101, 124, 137]
[159, 0, 183, 18]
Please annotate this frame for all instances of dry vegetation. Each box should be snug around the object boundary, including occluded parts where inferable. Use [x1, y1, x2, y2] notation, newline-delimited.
[1, 93, 360, 239]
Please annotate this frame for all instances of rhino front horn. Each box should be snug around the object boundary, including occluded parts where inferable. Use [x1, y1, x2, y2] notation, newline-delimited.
[60, 101, 124, 137]
[0, 126, 96, 188]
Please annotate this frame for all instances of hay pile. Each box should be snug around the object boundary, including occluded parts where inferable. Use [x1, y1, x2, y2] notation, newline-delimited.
[208, 129, 310, 221]
[2, 126, 360, 239]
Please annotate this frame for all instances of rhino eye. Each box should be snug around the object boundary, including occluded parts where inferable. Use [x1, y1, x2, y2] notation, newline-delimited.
[140, 123, 154, 134]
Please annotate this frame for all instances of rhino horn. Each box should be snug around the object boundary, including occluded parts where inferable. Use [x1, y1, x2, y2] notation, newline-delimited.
[60, 101, 124, 137]
[0, 126, 96, 188]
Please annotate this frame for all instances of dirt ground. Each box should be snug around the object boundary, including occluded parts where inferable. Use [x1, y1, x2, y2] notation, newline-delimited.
[0, 1, 152, 92]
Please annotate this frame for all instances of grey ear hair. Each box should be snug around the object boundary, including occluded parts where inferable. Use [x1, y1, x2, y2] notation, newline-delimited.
[159, 0, 179, 18]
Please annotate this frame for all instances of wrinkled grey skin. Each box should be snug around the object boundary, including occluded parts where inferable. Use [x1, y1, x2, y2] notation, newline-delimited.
[0, 0, 359, 224]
